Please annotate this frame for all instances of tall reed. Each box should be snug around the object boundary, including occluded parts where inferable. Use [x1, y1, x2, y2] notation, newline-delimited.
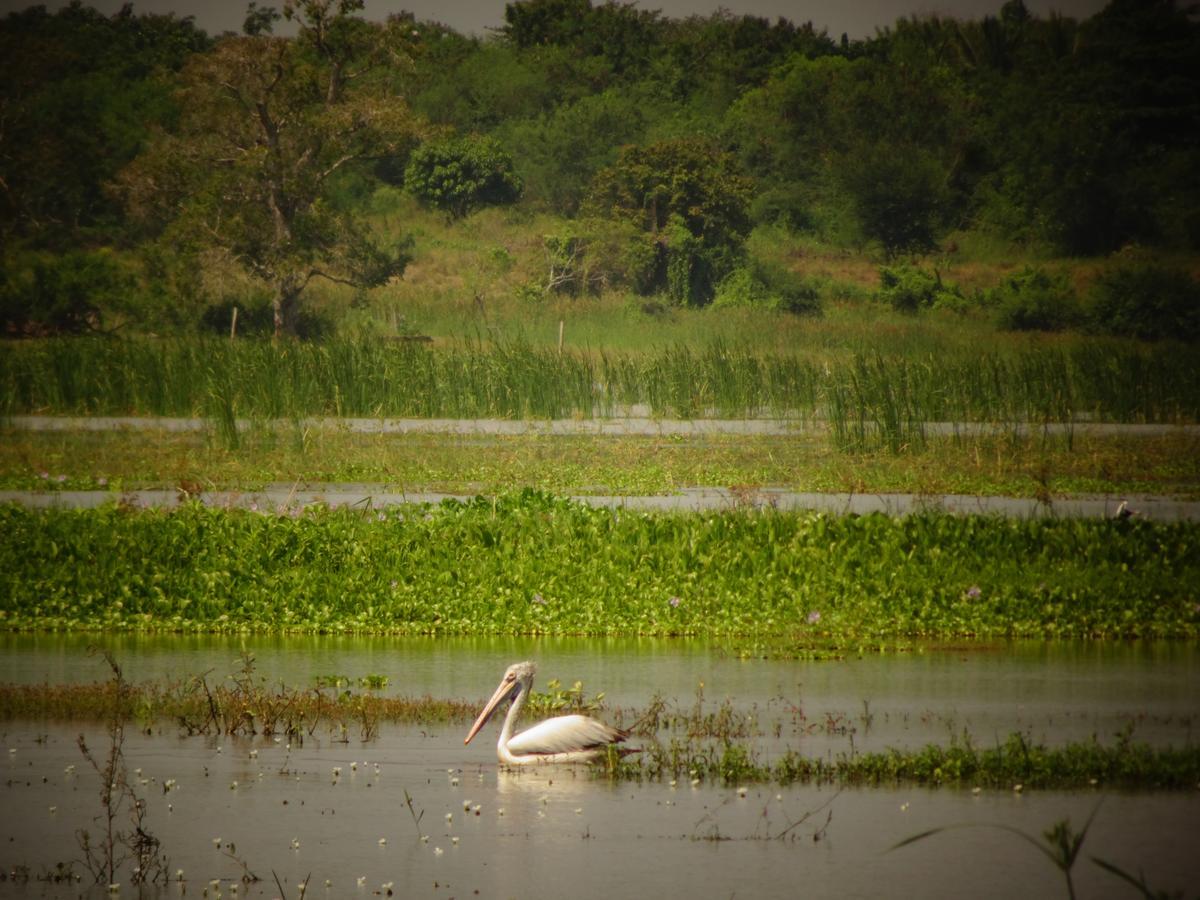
[1, 336, 1196, 428]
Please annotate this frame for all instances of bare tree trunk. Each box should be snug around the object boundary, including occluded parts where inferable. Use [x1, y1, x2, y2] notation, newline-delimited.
[272, 276, 302, 338]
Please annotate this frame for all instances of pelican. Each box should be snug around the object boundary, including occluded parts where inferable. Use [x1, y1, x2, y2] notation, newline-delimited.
[464, 661, 634, 766]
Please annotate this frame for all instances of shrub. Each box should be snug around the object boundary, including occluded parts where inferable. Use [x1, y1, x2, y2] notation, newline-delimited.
[1087, 261, 1200, 342]
[404, 135, 522, 220]
[877, 264, 963, 313]
[713, 259, 821, 315]
[986, 267, 1081, 332]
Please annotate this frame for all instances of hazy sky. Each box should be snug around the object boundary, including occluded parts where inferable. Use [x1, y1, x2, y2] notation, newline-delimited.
[1, 0, 1112, 39]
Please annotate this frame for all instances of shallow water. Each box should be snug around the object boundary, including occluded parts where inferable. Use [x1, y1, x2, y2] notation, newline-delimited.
[3, 635, 1198, 754]
[2, 637, 1198, 898]
[2, 724, 1198, 899]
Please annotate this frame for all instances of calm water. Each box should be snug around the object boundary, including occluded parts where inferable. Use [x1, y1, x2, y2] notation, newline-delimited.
[2, 636, 1198, 898]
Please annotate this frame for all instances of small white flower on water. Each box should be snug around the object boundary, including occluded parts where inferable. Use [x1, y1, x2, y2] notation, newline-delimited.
[350, 762, 357, 771]
[378, 837, 387, 845]
[108, 884, 119, 893]
[135, 768, 142, 776]
[209, 880, 221, 888]
[249, 749, 258, 759]
[291, 837, 300, 849]
[323, 880, 331, 888]
[972, 786, 982, 795]
[7, 748, 15, 754]
[450, 777, 459, 786]
[332, 767, 342, 776]
[496, 808, 504, 816]
[176, 869, 184, 880]
[357, 876, 366, 887]
[737, 787, 747, 797]
[212, 837, 221, 846]
[463, 800, 471, 810]
[49, 805, 57, 813]
[451, 836, 459, 845]
[230, 884, 239, 894]
[445, 812, 452, 822]
[216, 746, 222, 753]
[65, 765, 75, 774]
[1013, 783, 1024, 793]
[473, 804, 481, 814]
[690, 779, 701, 787]
[229, 781, 238, 789]
[900, 802, 910, 811]
[574, 808, 583, 814]
[421, 835, 429, 842]
[537, 810, 545, 818]
[168, 803, 173, 811]
[669, 780, 677, 788]
[434, 847, 444, 856]
[775, 794, 782, 801]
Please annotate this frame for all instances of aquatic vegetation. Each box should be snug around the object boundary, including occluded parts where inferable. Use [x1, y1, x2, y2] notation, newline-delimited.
[1, 336, 1196, 426]
[1, 493, 1197, 638]
[606, 732, 1200, 791]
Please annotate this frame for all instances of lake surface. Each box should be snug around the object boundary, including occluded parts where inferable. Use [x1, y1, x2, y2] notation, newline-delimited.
[2, 636, 1198, 898]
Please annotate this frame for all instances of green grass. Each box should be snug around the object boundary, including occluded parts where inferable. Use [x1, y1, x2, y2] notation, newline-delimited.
[609, 730, 1200, 790]
[2, 493, 1196, 638]
[2, 334, 1197, 427]
[2, 425, 1198, 498]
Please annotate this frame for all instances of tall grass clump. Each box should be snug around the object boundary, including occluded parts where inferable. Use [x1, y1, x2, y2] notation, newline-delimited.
[2, 494, 1197, 638]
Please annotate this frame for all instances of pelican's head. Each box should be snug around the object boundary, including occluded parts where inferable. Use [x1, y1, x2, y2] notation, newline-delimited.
[464, 661, 537, 745]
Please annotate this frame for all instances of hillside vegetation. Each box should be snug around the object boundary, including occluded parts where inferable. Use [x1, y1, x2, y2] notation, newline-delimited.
[1, 0, 1197, 346]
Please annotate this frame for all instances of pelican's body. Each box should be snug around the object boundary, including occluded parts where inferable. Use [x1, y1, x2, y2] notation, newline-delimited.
[464, 661, 632, 765]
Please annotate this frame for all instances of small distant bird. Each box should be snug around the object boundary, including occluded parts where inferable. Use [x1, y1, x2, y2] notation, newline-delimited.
[1115, 500, 1138, 519]
[464, 661, 635, 766]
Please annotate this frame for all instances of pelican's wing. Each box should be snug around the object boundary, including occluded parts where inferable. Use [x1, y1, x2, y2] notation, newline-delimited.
[507, 714, 626, 756]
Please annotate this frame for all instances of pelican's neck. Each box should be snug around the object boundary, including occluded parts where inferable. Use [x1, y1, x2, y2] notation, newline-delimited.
[497, 678, 529, 760]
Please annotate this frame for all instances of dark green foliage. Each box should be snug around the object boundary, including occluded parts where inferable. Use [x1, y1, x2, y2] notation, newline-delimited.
[837, 144, 952, 258]
[0, 4, 210, 247]
[404, 135, 523, 220]
[0, 249, 138, 335]
[877, 265, 965, 314]
[987, 267, 1081, 332]
[1, 498, 1197, 638]
[1087, 260, 1200, 342]
[584, 139, 753, 305]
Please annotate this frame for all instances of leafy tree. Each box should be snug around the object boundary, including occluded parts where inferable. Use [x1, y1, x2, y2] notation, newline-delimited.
[0, 3, 210, 246]
[404, 135, 522, 220]
[584, 139, 752, 305]
[116, 0, 423, 337]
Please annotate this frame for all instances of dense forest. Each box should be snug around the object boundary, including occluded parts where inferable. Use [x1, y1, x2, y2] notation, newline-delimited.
[1, 0, 1198, 338]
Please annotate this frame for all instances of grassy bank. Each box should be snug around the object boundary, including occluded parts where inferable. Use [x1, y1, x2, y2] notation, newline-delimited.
[2, 494, 1196, 638]
[3, 425, 1198, 499]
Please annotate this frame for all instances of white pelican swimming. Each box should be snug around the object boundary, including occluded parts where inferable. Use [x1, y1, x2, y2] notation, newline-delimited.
[464, 661, 633, 766]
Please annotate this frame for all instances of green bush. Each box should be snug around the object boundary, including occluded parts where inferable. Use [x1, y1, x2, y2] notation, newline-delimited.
[876, 264, 964, 313]
[713, 259, 821, 315]
[1087, 261, 1200, 342]
[404, 135, 522, 220]
[986, 267, 1081, 332]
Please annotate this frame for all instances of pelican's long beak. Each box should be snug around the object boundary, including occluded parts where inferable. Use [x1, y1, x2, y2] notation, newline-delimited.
[464, 676, 518, 745]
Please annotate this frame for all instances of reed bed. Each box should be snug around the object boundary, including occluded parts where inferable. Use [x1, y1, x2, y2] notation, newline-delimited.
[2, 494, 1196, 638]
[2, 338, 1197, 439]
